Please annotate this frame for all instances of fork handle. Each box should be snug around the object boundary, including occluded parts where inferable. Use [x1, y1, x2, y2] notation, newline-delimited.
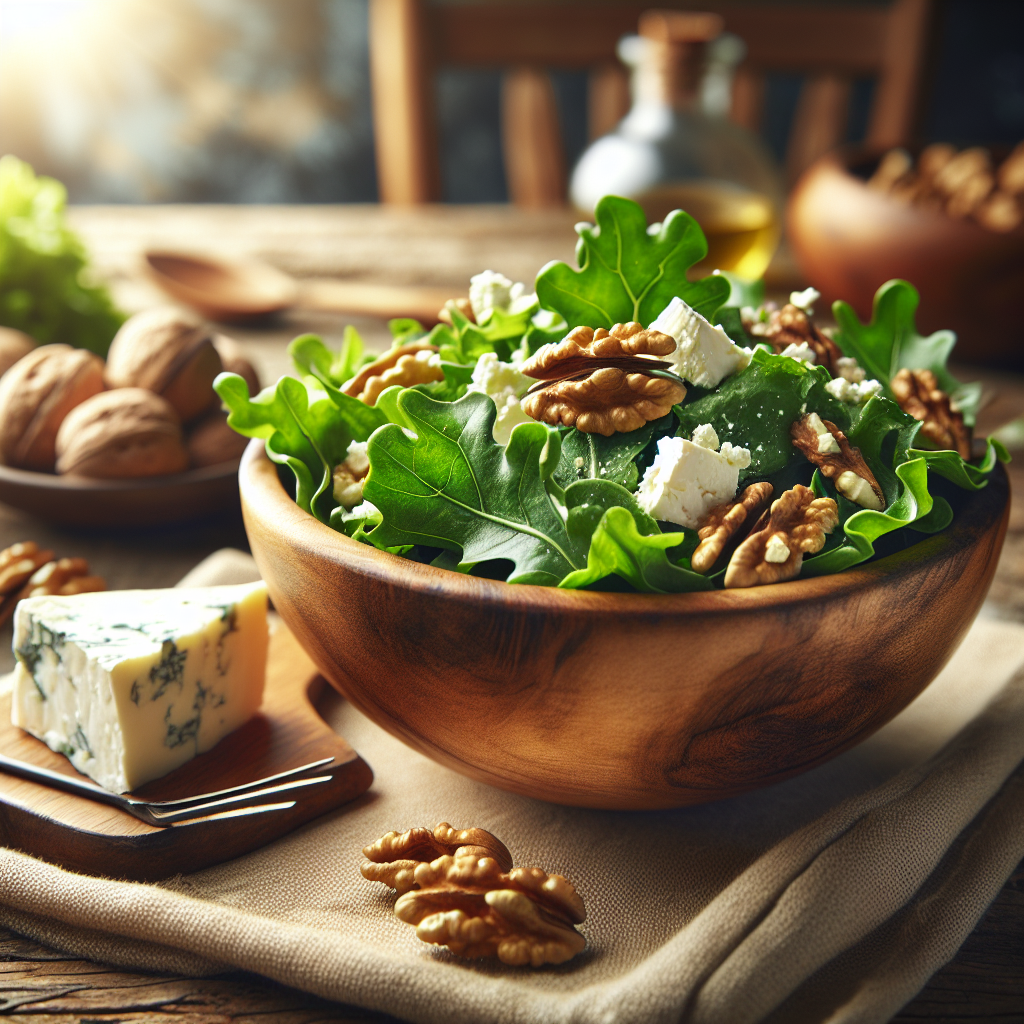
[0, 752, 124, 808]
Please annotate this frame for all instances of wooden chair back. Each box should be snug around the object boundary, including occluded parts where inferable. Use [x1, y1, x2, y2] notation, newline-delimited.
[369, 0, 938, 207]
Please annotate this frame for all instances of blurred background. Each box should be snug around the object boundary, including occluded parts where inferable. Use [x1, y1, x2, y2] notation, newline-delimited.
[1, 0, 1020, 205]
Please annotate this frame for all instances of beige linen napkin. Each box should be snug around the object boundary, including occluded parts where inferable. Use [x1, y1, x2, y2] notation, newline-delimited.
[1, 549, 1022, 1024]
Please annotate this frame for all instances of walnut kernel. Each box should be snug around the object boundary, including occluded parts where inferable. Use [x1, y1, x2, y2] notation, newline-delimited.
[890, 368, 971, 459]
[521, 322, 676, 381]
[341, 341, 441, 405]
[20, 557, 106, 599]
[0, 542, 55, 596]
[790, 414, 885, 510]
[724, 485, 839, 588]
[691, 482, 774, 574]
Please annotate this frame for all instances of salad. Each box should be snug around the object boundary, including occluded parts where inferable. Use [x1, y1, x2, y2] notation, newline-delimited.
[217, 195, 1008, 594]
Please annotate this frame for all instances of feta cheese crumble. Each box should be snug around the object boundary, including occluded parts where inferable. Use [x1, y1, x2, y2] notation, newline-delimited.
[789, 287, 820, 314]
[333, 439, 371, 508]
[465, 352, 533, 445]
[805, 412, 841, 454]
[649, 296, 750, 388]
[825, 376, 883, 404]
[764, 534, 791, 563]
[780, 341, 817, 364]
[690, 423, 720, 450]
[835, 356, 865, 383]
[635, 433, 751, 529]
[468, 270, 536, 321]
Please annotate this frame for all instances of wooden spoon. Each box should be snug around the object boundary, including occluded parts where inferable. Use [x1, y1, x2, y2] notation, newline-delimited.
[144, 250, 461, 324]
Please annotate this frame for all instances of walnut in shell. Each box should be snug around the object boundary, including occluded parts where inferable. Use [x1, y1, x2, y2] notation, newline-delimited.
[790, 413, 885, 510]
[105, 308, 222, 423]
[0, 344, 106, 471]
[724, 485, 839, 588]
[890, 368, 971, 459]
[186, 410, 249, 468]
[341, 341, 442, 405]
[0, 327, 36, 379]
[55, 388, 189, 479]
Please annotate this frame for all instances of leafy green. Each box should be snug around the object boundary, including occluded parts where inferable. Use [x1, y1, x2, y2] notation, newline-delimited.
[0, 155, 123, 354]
[215, 372, 364, 523]
[535, 195, 729, 330]
[289, 327, 372, 387]
[362, 390, 585, 586]
[553, 414, 675, 491]
[801, 395, 941, 576]
[389, 318, 429, 344]
[560, 504, 711, 594]
[832, 279, 981, 427]
[675, 348, 851, 482]
[911, 438, 1010, 489]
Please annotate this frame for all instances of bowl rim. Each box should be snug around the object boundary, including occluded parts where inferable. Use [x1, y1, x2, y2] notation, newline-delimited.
[0, 458, 241, 494]
[241, 438, 1009, 617]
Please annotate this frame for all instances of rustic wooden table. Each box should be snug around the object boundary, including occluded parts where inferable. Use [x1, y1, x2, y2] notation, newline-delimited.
[0, 206, 1021, 1023]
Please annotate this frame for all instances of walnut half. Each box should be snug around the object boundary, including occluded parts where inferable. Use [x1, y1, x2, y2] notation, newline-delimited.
[362, 822, 586, 967]
[342, 341, 443, 405]
[890, 368, 971, 459]
[519, 322, 684, 435]
[691, 482, 774, 574]
[790, 414, 885, 510]
[724, 485, 839, 588]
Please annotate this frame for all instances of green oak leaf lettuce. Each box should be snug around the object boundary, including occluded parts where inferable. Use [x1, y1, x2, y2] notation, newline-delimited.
[362, 390, 585, 586]
[832, 279, 981, 426]
[215, 372, 363, 522]
[535, 195, 729, 329]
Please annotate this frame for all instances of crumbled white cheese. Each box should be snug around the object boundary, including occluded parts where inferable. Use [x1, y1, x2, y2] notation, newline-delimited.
[465, 352, 533, 445]
[719, 442, 752, 469]
[789, 287, 820, 314]
[469, 270, 513, 319]
[348, 500, 379, 519]
[345, 439, 369, 475]
[780, 341, 817, 364]
[333, 440, 371, 508]
[11, 583, 268, 793]
[825, 376, 883, 404]
[836, 356, 866, 383]
[690, 423, 720, 450]
[649, 296, 748, 388]
[635, 435, 747, 529]
[764, 534, 791, 563]
[804, 412, 841, 454]
[468, 270, 536, 321]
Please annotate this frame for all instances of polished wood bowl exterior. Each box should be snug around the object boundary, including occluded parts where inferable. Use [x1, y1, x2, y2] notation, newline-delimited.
[787, 148, 1024, 369]
[240, 441, 1009, 810]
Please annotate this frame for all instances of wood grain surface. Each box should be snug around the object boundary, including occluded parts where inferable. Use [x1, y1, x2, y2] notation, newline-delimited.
[0, 205, 1018, 1021]
[242, 440, 1010, 810]
[0, 623, 372, 881]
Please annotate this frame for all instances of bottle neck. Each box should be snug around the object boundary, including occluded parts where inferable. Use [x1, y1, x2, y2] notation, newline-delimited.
[634, 39, 706, 111]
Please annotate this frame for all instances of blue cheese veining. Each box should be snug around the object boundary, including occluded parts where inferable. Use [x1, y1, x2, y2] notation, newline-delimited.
[11, 582, 268, 793]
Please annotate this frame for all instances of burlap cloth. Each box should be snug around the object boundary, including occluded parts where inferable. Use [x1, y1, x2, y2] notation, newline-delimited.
[2, 549, 1023, 1024]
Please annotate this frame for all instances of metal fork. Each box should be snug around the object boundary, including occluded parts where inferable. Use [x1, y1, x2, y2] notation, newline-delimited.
[0, 752, 336, 826]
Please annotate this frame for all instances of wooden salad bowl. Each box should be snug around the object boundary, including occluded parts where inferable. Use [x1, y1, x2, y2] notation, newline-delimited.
[787, 147, 1024, 369]
[240, 441, 1010, 810]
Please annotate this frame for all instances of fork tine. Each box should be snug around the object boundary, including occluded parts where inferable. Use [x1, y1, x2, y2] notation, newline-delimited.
[144, 773, 333, 824]
[128, 756, 336, 810]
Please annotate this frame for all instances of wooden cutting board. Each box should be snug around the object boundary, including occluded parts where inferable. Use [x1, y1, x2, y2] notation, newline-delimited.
[0, 622, 373, 882]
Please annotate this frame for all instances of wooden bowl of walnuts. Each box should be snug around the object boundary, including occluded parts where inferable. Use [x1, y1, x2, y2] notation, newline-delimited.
[0, 308, 259, 527]
[787, 144, 1024, 369]
[239, 439, 1009, 810]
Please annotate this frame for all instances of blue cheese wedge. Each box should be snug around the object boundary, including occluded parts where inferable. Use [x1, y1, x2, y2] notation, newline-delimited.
[11, 582, 268, 793]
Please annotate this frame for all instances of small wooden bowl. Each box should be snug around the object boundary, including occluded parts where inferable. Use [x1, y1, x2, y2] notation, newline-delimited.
[787, 147, 1024, 369]
[240, 441, 1009, 810]
[0, 459, 241, 527]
